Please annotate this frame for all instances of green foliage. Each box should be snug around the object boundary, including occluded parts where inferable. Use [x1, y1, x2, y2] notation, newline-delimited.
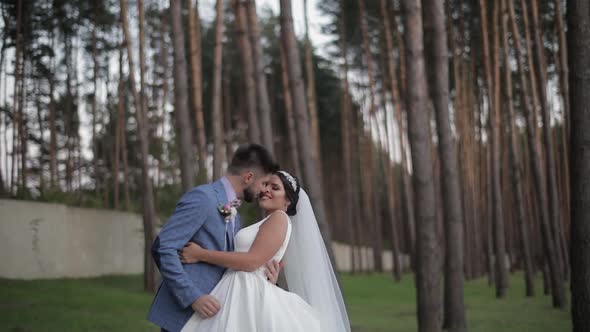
[154, 183, 182, 224]
[39, 188, 106, 209]
[0, 273, 570, 332]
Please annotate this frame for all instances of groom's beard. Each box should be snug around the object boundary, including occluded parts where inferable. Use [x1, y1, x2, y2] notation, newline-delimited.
[243, 186, 256, 203]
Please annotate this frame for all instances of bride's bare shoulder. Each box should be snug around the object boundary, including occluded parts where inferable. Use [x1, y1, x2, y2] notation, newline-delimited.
[261, 210, 290, 227]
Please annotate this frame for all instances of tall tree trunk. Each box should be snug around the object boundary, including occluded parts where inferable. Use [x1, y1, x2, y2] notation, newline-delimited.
[378, 49, 402, 280]
[510, 0, 566, 308]
[234, 0, 261, 144]
[114, 36, 124, 210]
[391, 4, 407, 100]
[48, 26, 57, 189]
[170, 0, 196, 192]
[390, 2, 417, 264]
[187, 0, 207, 178]
[400, 0, 442, 330]
[338, 1, 356, 273]
[350, 110, 363, 273]
[530, 0, 568, 287]
[245, 0, 274, 153]
[279, 0, 338, 267]
[502, 0, 535, 296]
[479, 0, 509, 297]
[303, 0, 322, 176]
[13, 0, 24, 194]
[92, 3, 100, 197]
[519, 0, 541, 147]
[568, 0, 590, 328]
[554, 0, 569, 137]
[223, 67, 234, 164]
[211, 0, 224, 179]
[121, 0, 158, 292]
[491, 0, 509, 297]
[279, 42, 302, 180]
[423, 0, 466, 328]
[357, 0, 383, 272]
[554, 3, 572, 240]
[157, 14, 170, 190]
[121, 107, 131, 211]
[34, 82, 44, 194]
[381, 0, 414, 272]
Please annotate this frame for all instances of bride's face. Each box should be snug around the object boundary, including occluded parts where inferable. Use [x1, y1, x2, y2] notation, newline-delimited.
[258, 175, 290, 213]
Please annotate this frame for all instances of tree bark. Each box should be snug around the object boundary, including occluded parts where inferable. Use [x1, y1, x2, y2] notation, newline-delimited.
[423, 0, 466, 328]
[279, 42, 302, 180]
[568, 0, 590, 328]
[401, 0, 442, 330]
[234, 0, 261, 144]
[245, 0, 274, 153]
[187, 0, 207, 178]
[170, 0, 196, 192]
[510, 0, 566, 308]
[280, 0, 338, 267]
[491, 0, 510, 297]
[303, 0, 322, 177]
[48, 27, 57, 189]
[381, 0, 414, 273]
[378, 47, 402, 280]
[114, 31, 126, 210]
[357, 0, 383, 272]
[223, 66, 234, 164]
[502, 0, 535, 296]
[121, 0, 158, 292]
[211, 0, 225, 180]
[530, 0, 568, 288]
[91, 5, 100, 197]
[554, 0, 569, 137]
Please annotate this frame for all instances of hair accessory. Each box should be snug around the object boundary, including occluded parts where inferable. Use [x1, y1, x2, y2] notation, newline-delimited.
[278, 171, 297, 191]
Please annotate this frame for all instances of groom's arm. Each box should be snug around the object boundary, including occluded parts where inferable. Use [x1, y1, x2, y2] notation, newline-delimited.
[152, 188, 208, 308]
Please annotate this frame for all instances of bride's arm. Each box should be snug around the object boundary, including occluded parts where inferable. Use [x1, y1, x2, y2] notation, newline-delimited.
[180, 212, 288, 272]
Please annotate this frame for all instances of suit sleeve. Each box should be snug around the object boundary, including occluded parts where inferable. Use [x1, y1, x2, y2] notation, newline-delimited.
[152, 188, 209, 308]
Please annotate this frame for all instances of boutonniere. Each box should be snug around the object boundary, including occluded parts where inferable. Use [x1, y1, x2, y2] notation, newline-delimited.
[218, 200, 241, 223]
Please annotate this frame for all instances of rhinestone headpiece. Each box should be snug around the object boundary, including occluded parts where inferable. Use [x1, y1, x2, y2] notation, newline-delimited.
[278, 171, 297, 191]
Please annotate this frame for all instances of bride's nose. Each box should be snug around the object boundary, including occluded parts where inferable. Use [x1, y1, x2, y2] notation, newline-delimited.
[261, 184, 270, 195]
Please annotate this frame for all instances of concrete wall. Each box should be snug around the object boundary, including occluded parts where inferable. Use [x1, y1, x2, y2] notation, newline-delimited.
[332, 242, 410, 273]
[0, 199, 405, 279]
[0, 199, 144, 279]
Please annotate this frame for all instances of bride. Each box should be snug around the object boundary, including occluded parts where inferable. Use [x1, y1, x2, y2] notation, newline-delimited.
[178, 171, 350, 332]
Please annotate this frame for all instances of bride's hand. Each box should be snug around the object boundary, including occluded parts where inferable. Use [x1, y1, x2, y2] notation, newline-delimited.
[179, 242, 204, 264]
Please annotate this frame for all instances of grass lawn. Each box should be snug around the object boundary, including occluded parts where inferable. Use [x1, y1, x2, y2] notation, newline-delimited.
[0, 272, 570, 332]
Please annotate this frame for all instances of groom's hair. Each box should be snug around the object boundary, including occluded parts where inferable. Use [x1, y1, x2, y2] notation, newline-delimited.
[228, 144, 278, 175]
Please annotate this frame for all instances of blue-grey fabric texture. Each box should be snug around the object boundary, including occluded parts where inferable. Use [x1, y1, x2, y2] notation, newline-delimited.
[147, 180, 241, 332]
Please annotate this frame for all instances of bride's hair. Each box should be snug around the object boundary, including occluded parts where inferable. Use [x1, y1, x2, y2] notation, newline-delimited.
[275, 171, 300, 216]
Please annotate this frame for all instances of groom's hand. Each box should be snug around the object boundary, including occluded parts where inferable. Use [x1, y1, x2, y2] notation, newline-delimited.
[191, 295, 221, 318]
[180, 242, 202, 264]
[265, 260, 285, 284]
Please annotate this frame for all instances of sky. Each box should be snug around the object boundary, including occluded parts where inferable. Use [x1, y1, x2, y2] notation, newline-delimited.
[202, 0, 334, 52]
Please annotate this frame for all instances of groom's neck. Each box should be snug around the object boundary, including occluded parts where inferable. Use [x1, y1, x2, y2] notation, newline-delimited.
[225, 174, 243, 199]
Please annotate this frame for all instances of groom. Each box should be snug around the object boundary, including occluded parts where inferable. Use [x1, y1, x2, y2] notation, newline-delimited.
[148, 144, 281, 332]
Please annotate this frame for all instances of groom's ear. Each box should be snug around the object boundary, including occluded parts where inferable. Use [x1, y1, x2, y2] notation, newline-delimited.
[243, 171, 254, 184]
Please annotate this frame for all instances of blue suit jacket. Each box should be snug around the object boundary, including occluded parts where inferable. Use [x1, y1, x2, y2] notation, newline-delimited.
[147, 180, 241, 332]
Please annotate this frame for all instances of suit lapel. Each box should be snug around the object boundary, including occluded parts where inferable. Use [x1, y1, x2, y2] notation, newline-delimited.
[212, 180, 228, 207]
[212, 180, 234, 251]
[212, 180, 229, 228]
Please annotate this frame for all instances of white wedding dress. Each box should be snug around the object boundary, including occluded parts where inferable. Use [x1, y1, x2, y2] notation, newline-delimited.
[180, 211, 320, 332]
